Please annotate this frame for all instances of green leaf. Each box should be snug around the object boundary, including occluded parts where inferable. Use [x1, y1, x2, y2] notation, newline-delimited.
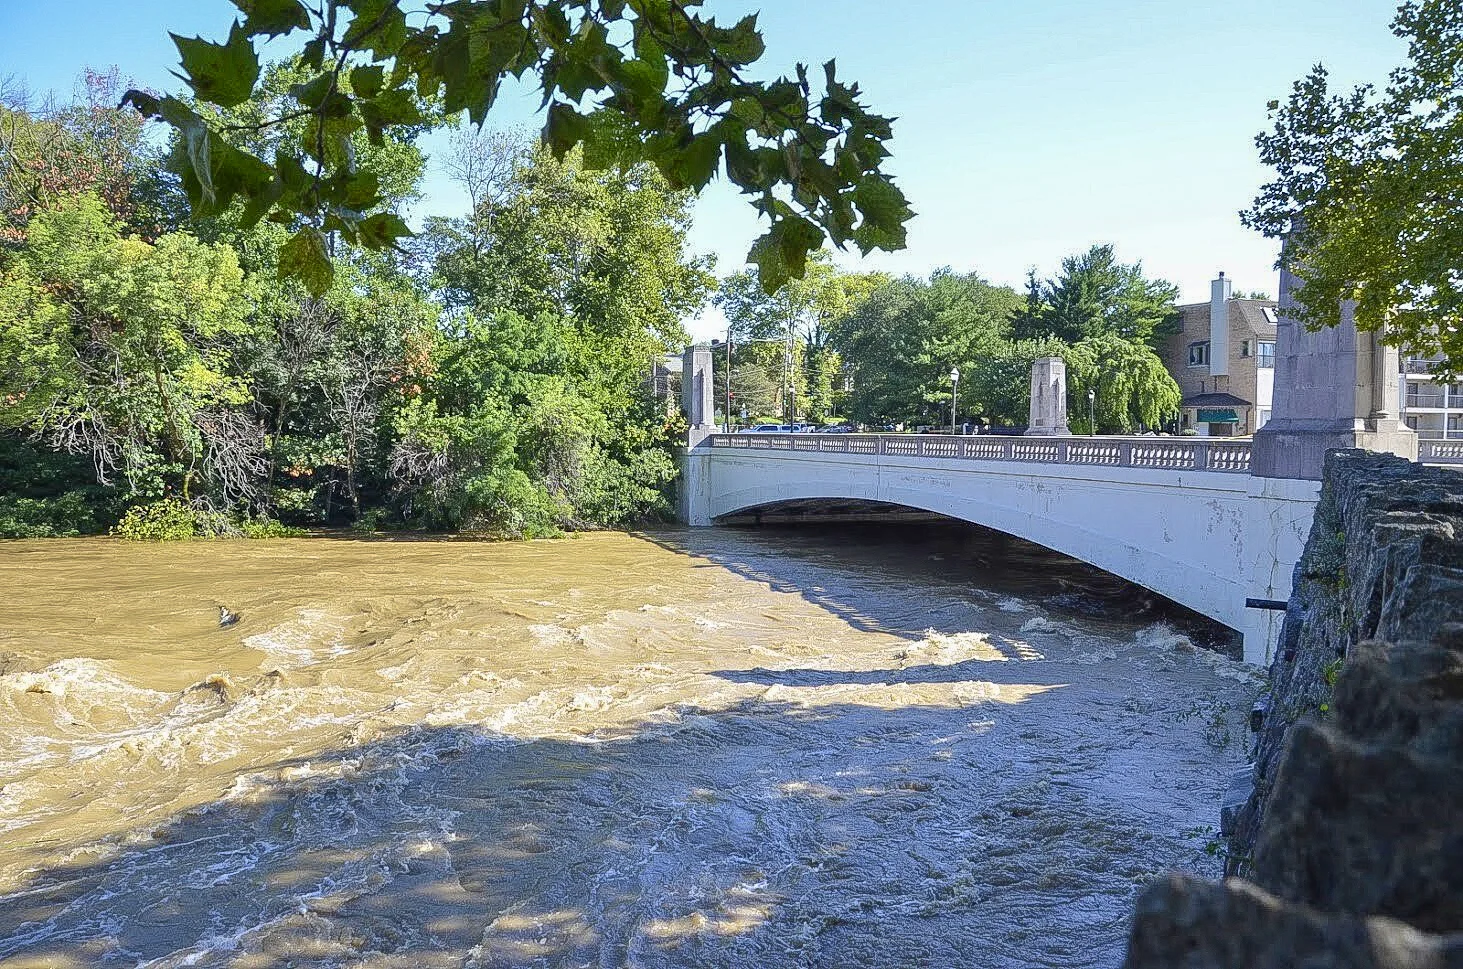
[358, 88, 423, 127]
[319, 116, 363, 169]
[581, 109, 633, 169]
[712, 14, 766, 66]
[340, 169, 383, 209]
[275, 150, 312, 194]
[665, 129, 723, 191]
[278, 226, 334, 296]
[238, 176, 284, 228]
[349, 64, 386, 99]
[851, 174, 912, 254]
[544, 102, 590, 158]
[289, 73, 349, 115]
[749, 215, 823, 294]
[171, 21, 260, 108]
[358, 212, 412, 249]
[230, 0, 310, 37]
[342, 0, 409, 59]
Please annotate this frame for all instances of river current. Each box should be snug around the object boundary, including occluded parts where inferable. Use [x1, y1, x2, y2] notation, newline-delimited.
[0, 526, 1258, 968]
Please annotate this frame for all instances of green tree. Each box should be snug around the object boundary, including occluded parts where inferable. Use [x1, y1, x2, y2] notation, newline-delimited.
[713, 361, 781, 422]
[125, 0, 912, 295]
[0, 195, 254, 503]
[1243, 1, 1463, 371]
[965, 336, 1068, 429]
[1011, 244, 1179, 348]
[407, 143, 704, 529]
[1069, 333, 1182, 433]
[0, 70, 177, 243]
[833, 270, 1021, 427]
[967, 334, 1180, 434]
[715, 252, 884, 421]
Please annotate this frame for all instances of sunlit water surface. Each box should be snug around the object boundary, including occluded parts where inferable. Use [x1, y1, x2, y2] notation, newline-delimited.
[0, 526, 1258, 968]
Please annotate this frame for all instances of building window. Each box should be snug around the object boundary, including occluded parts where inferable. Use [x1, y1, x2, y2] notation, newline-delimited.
[1261, 307, 1279, 324]
[1188, 341, 1210, 367]
[1257, 341, 1275, 369]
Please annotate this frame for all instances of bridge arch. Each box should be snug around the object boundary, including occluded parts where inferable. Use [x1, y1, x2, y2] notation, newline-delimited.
[713, 496, 1239, 644]
[690, 443, 1281, 638]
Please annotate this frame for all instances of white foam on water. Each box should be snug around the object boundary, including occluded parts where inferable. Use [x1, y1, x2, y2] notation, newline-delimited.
[899, 629, 1008, 667]
[241, 609, 350, 665]
[1133, 622, 1196, 653]
[2, 657, 167, 706]
[528, 623, 573, 648]
[569, 686, 622, 713]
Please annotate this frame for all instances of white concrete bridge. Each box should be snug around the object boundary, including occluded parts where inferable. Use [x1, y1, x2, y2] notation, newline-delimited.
[681, 431, 1324, 664]
[675, 258, 1463, 663]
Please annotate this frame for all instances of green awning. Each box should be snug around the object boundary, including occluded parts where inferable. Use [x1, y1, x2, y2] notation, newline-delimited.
[1197, 408, 1239, 423]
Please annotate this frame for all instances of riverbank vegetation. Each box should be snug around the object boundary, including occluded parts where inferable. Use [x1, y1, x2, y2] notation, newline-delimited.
[1, 71, 708, 539]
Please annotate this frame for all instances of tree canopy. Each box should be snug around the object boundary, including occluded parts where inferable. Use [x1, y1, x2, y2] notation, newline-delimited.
[1010, 244, 1179, 348]
[0, 76, 709, 538]
[831, 270, 1022, 427]
[1243, 0, 1463, 372]
[123, 0, 913, 295]
[715, 251, 885, 421]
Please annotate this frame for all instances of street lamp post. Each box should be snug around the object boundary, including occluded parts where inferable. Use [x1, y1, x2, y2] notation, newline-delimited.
[1087, 388, 1096, 435]
[950, 367, 961, 434]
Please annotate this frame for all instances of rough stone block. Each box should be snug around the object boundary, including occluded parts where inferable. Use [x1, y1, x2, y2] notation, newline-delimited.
[1335, 639, 1463, 759]
[1252, 721, 1463, 932]
[1122, 875, 1463, 969]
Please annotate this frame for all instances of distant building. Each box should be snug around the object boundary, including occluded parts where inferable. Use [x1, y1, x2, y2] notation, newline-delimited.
[1399, 355, 1463, 441]
[1156, 273, 1278, 437]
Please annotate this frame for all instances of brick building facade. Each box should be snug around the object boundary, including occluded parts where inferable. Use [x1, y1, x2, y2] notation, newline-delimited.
[1157, 273, 1278, 437]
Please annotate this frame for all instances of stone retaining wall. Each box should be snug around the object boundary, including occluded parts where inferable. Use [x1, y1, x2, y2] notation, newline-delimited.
[1123, 450, 1463, 967]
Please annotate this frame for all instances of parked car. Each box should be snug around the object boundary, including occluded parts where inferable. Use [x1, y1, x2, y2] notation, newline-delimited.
[736, 423, 792, 433]
[811, 423, 857, 434]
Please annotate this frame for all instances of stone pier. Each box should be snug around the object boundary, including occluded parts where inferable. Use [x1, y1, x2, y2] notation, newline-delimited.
[1025, 356, 1071, 436]
[677, 344, 715, 525]
[1250, 249, 1416, 480]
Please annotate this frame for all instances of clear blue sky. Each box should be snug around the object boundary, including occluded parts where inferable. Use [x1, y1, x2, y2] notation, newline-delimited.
[1, 1, 1407, 338]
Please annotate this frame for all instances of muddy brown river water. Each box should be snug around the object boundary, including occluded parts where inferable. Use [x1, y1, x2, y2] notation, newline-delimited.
[0, 526, 1258, 968]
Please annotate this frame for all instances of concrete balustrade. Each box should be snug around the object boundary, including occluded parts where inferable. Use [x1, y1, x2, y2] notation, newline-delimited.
[711, 433, 1258, 473]
[1420, 439, 1463, 465]
[711, 433, 1463, 469]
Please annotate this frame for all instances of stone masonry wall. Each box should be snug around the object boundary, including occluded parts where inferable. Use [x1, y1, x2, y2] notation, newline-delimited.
[1123, 450, 1463, 967]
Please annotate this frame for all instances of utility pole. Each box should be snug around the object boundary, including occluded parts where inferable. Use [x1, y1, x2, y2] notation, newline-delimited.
[784, 310, 795, 423]
[724, 330, 733, 433]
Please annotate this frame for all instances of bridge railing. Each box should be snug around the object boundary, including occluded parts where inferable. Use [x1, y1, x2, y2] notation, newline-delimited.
[1421, 440, 1463, 465]
[709, 433, 1255, 474]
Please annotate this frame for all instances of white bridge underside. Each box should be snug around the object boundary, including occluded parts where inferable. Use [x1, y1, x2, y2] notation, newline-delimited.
[684, 437, 1323, 665]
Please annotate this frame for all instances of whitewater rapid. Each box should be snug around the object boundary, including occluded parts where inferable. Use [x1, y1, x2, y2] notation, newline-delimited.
[0, 526, 1258, 967]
